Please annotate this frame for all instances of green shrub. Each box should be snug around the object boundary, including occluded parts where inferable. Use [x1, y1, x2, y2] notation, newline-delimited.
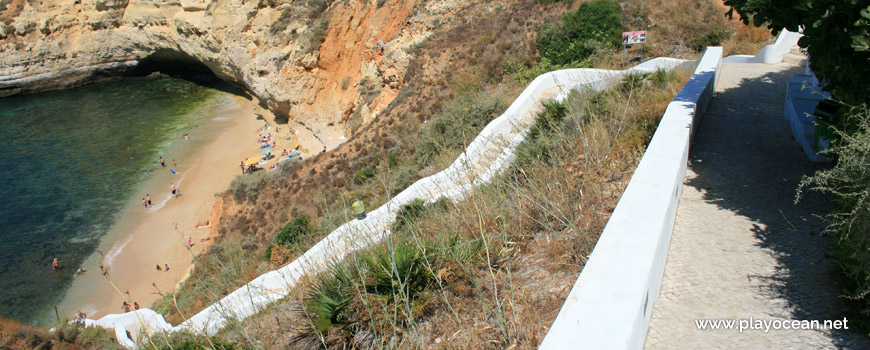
[389, 164, 418, 196]
[797, 106, 870, 330]
[77, 326, 121, 348]
[416, 91, 506, 165]
[537, 0, 623, 66]
[517, 99, 568, 164]
[276, 215, 313, 246]
[228, 159, 301, 202]
[302, 264, 354, 335]
[392, 198, 426, 232]
[362, 243, 433, 301]
[690, 26, 730, 51]
[353, 164, 378, 185]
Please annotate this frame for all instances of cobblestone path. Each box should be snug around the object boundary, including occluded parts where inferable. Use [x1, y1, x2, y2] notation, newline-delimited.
[644, 60, 870, 349]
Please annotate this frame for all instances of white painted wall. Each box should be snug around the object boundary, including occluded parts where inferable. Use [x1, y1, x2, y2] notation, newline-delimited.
[722, 29, 802, 64]
[538, 47, 723, 350]
[83, 57, 693, 346]
[783, 74, 831, 162]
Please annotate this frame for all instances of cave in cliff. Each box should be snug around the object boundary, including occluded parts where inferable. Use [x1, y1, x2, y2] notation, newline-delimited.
[131, 49, 249, 98]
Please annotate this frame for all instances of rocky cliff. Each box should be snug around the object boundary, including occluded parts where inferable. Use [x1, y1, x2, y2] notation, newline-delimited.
[0, 0, 481, 148]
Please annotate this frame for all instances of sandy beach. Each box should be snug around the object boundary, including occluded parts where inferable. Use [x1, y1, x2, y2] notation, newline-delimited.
[54, 94, 330, 322]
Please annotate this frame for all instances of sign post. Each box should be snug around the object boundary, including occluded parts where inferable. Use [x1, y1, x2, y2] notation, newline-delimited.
[621, 31, 648, 67]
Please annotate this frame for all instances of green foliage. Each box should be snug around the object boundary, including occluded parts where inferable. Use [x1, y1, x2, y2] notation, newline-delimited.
[304, 264, 354, 334]
[145, 331, 243, 350]
[649, 68, 679, 89]
[690, 26, 730, 51]
[362, 243, 434, 301]
[797, 106, 870, 330]
[415, 91, 506, 165]
[309, 19, 330, 52]
[276, 215, 313, 246]
[228, 158, 301, 202]
[619, 72, 650, 93]
[353, 164, 378, 185]
[77, 326, 122, 347]
[389, 163, 418, 195]
[517, 99, 569, 164]
[504, 57, 567, 84]
[537, 0, 623, 66]
[392, 198, 427, 232]
[725, 0, 870, 105]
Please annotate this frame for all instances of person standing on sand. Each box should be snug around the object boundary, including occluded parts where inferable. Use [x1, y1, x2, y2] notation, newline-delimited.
[170, 183, 176, 197]
[173, 159, 176, 167]
[164, 264, 170, 271]
[52, 258, 60, 271]
[134, 302, 140, 310]
[156, 264, 162, 271]
[146, 194, 151, 208]
[122, 301, 131, 313]
[160, 157, 165, 167]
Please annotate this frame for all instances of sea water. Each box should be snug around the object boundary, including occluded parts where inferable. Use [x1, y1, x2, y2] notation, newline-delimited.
[0, 76, 228, 323]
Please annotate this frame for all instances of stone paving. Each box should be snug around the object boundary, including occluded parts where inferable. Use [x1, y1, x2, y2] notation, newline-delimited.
[644, 60, 870, 349]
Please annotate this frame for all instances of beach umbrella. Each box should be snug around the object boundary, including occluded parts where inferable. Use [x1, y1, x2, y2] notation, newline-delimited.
[260, 148, 273, 155]
[245, 156, 261, 164]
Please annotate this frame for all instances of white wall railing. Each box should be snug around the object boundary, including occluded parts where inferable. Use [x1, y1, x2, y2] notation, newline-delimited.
[538, 47, 723, 350]
[722, 29, 801, 64]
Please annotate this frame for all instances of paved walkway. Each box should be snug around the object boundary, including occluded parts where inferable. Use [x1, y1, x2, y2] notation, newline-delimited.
[645, 60, 870, 349]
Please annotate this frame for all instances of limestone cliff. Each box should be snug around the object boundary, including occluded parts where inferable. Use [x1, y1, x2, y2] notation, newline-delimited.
[0, 0, 476, 149]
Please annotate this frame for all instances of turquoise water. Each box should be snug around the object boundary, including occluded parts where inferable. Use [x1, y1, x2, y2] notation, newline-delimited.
[0, 76, 223, 323]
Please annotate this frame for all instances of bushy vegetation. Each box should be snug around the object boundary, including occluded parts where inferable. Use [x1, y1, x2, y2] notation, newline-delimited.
[798, 106, 870, 331]
[537, 0, 623, 66]
[0, 318, 125, 350]
[228, 158, 301, 203]
[414, 91, 506, 166]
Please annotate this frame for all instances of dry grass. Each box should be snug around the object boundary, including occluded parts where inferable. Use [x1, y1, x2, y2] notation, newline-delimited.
[213, 68, 692, 349]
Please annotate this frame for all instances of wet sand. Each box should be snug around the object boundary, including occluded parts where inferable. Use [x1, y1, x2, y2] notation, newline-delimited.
[55, 94, 330, 321]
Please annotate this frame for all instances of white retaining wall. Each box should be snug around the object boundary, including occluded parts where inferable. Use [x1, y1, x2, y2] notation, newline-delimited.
[722, 29, 801, 64]
[783, 73, 831, 162]
[85, 57, 694, 346]
[538, 47, 723, 350]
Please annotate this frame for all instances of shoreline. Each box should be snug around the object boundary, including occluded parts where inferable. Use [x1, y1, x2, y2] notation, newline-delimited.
[53, 92, 332, 322]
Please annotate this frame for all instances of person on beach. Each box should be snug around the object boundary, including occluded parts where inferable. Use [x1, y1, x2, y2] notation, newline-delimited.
[175, 187, 182, 198]
[146, 194, 152, 208]
[142, 198, 147, 209]
[164, 264, 170, 271]
[170, 183, 176, 197]
[240, 161, 246, 174]
[187, 237, 193, 247]
[134, 302, 140, 310]
[160, 157, 165, 167]
[122, 301, 131, 313]
[52, 258, 60, 272]
[74, 311, 87, 324]
[156, 264, 162, 271]
[173, 159, 176, 167]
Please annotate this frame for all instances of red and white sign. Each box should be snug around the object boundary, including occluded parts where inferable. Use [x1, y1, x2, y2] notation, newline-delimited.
[622, 31, 647, 45]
